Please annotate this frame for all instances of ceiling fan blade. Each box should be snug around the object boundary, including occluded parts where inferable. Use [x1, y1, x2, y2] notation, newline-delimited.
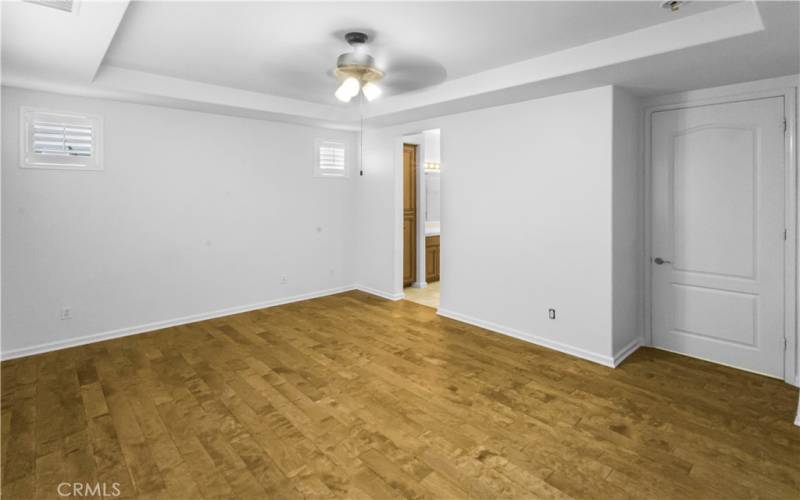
[374, 53, 448, 95]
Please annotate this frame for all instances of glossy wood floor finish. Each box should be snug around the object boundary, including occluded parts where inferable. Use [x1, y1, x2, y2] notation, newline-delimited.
[2, 291, 799, 499]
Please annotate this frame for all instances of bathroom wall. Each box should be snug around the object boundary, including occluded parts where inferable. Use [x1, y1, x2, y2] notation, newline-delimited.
[425, 171, 440, 222]
[423, 129, 441, 224]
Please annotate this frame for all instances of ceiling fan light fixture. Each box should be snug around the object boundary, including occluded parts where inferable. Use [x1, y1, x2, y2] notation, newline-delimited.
[332, 32, 384, 103]
[335, 77, 361, 102]
[361, 81, 382, 101]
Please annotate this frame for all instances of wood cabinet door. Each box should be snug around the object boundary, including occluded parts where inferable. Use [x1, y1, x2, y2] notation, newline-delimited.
[403, 145, 417, 211]
[403, 144, 417, 287]
[425, 235, 440, 282]
[403, 214, 416, 286]
[426, 244, 436, 282]
[432, 246, 440, 281]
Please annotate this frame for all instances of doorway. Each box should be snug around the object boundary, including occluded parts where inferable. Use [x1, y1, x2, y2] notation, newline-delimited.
[650, 96, 788, 378]
[402, 129, 441, 309]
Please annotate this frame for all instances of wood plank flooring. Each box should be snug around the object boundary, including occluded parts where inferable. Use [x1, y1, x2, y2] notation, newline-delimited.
[2, 291, 798, 499]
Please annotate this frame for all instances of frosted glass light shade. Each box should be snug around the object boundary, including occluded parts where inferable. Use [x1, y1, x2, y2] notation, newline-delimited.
[335, 77, 361, 102]
[361, 81, 382, 101]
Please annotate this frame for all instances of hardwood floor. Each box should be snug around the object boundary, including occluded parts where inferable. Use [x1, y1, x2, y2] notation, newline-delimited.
[2, 291, 798, 499]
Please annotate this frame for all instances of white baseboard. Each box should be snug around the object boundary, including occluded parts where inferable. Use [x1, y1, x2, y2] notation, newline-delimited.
[785, 372, 798, 427]
[612, 337, 642, 367]
[355, 284, 404, 301]
[0, 285, 633, 368]
[436, 308, 615, 367]
[0, 285, 357, 361]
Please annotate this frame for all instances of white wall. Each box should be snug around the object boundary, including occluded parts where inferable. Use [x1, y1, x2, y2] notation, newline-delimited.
[423, 129, 441, 164]
[423, 130, 441, 223]
[612, 88, 644, 355]
[357, 86, 627, 363]
[1, 87, 357, 357]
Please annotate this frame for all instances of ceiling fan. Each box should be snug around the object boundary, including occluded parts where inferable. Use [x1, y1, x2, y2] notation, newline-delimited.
[333, 32, 383, 103]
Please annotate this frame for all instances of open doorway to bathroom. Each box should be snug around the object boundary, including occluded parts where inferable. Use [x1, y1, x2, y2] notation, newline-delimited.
[402, 129, 441, 309]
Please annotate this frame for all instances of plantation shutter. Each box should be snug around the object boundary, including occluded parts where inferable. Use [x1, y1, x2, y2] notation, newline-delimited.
[318, 141, 346, 175]
[31, 122, 93, 158]
[21, 108, 103, 170]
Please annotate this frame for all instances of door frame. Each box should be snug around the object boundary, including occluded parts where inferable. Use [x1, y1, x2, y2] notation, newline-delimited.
[395, 128, 443, 296]
[643, 75, 798, 385]
[401, 135, 429, 288]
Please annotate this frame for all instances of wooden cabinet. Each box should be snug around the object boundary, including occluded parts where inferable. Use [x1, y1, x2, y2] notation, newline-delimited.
[403, 144, 417, 287]
[403, 215, 416, 286]
[403, 145, 417, 212]
[426, 235, 440, 282]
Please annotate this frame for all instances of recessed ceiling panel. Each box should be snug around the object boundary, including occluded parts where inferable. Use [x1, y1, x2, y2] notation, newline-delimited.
[103, 1, 732, 104]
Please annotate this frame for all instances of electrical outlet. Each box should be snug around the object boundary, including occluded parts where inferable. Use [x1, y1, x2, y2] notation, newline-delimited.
[61, 307, 72, 320]
[280, 276, 288, 285]
[548, 308, 556, 320]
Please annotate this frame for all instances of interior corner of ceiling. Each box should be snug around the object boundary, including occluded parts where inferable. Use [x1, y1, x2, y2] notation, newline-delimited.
[89, 1, 133, 84]
[746, 0, 766, 32]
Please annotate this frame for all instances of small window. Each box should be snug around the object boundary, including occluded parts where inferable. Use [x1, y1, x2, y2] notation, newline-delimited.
[314, 139, 347, 178]
[20, 107, 103, 170]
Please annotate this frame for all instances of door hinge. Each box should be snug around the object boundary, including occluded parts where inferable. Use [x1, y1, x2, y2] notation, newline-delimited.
[785, 337, 789, 351]
[784, 228, 788, 241]
[784, 117, 788, 134]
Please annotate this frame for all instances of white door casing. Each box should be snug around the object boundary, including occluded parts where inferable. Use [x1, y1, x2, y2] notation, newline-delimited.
[651, 97, 785, 378]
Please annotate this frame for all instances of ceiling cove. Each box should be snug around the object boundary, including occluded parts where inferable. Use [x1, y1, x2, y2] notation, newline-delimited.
[2, 1, 797, 129]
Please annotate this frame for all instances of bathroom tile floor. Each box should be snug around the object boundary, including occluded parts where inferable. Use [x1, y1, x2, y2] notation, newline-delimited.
[403, 281, 440, 309]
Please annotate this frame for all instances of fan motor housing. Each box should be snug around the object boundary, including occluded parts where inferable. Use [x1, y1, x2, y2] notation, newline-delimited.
[335, 31, 384, 82]
[335, 53, 383, 82]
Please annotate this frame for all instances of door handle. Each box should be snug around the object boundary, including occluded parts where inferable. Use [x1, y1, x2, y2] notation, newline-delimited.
[654, 257, 672, 265]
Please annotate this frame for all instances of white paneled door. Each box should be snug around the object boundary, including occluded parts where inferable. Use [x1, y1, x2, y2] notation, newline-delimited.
[651, 97, 786, 378]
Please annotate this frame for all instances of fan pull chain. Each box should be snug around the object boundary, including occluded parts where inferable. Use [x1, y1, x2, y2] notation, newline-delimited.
[360, 93, 365, 176]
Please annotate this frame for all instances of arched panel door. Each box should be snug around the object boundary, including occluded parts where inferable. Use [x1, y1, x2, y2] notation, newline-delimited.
[651, 97, 785, 377]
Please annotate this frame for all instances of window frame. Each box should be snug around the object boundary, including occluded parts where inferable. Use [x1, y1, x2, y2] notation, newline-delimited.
[313, 138, 349, 179]
[19, 107, 103, 171]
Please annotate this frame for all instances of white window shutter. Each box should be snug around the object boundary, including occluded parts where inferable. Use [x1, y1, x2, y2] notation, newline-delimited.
[314, 139, 348, 177]
[32, 123, 93, 157]
[21, 108, 103, 170]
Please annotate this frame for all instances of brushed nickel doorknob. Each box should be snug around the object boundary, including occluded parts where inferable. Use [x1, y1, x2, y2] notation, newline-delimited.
[654, 257, 672, 265]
